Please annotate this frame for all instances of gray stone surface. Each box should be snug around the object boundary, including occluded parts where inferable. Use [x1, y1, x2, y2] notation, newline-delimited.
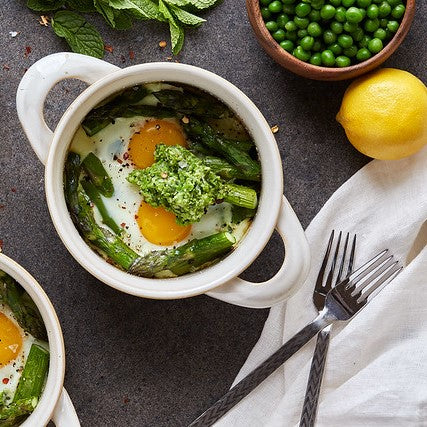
[0, 0, 425, 425]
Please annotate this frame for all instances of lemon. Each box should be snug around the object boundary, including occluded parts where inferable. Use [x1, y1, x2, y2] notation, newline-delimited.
[336, 68, 427, 160]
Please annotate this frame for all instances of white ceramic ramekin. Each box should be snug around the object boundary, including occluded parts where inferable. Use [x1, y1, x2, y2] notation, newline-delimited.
[0, 253, 80, 426]
[17, 53, 310, 308]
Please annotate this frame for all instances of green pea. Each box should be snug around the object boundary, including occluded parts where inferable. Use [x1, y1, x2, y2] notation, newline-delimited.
[338, 34, 353, 48]
[276, 14, 290, 28]
[295, 2, 311, 16]
[356, 47, 372, 61]
[378, 1, 391, 17]
[260, 0, 271, 6]
[265, 21, 279, 32]
[282, 0, 296, 4]
[368, 37, 383, 53]
[286, 30, 298, 41]
[364, 18, 380, 32]
[268, 0, 283, 13]
[311, 0, 325, 10]
[384, 28, 394, 39]
[261, 7, 272, 19]
[359, 34, 372, 47]
[321, 4, 336, 19]
[343, 45, 358, 57]
[323, 30, 337, 44]
[294, 16, 310, 28]
[330, 21, 343, 34]
[298, 29, 308, 38]
[330, 0, 341, 6]
[329, 42, 342, 55]
[285, 20, 298, 31]
[282, 4, 295, 14]
[335, 6, 347, 22]
[336, 55, 351, 67]
[294, 45, 311, 61]
[351, 27, 365, 41]
[343, 21, 359, 32]
[373, 28, 387, 39]
[300, 35, 315, 50]
[359, 8, 367, 18]
[346, 7, 363, 23]
[392, 4, 405, 18]
[307, 22, 322, 36]
[280, 39, 295, 52]
[342, 0, 356, 6]
[387, 0, 401, 6]
[321, 49, 336, 66]
[366, 4, 379, 18]
[387, 20, 399, 32]
[312, 40, 323, 51]
[357, 0, 371, 6]
[309, 9, 322, 21]
[380, 18, 388, 27]
[310, 52, 323, 65]
[273, 29, 286, 41]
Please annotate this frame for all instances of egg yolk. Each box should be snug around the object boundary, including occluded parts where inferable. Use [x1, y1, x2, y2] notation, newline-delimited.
[0, 313, 22, 366]
[128, 119, 187, 169]
[136, 202, 191, 246]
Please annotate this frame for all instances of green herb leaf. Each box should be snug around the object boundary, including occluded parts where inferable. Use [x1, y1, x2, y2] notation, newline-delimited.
[158, 0, 185, 54]
[65, 0, 96, 12]
[52, 11, 105, 58]
[185, 0, 223, 10]
[163, 0, 190, 6]
[27, 0, 64, 11]
[168, 3, 205, 26]
[94, 0, 116, 27]
[112, 10, 134, 30]
[108, 0, 163, 21]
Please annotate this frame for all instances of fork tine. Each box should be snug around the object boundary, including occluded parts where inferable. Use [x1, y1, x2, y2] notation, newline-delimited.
[324, 231, 342, 292]
[352, 256, 396, 294]
[335, 233, 350, 285]
[315, 230, 335, 289]
[347, 235, 356, 275]
[357, 263, 402, 303]
[347, 249, 389, 285]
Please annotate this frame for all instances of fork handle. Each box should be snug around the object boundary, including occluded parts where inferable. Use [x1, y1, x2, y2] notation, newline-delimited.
[188, 313, 333, 427]
[299, 327, 331, 427]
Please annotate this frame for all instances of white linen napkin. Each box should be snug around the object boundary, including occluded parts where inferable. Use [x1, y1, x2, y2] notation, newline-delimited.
[217, 146, 427, 427]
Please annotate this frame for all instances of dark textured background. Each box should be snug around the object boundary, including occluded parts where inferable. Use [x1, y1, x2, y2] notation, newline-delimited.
[0, 1, 425, 425]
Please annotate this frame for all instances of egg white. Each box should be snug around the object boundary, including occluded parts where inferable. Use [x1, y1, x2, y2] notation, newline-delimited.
[0, 304, 38, 399]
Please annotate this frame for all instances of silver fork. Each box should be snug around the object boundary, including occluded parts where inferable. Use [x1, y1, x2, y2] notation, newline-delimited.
[299, 231, 356, 427]
[188, 249, 402, 427]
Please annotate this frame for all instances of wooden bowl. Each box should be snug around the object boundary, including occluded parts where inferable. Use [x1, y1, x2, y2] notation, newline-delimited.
[246, 0, 416, 81]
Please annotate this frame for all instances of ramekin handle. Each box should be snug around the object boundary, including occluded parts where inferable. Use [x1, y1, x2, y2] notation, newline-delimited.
[206, 196, 310, 308]
[16, 52, 120, 165]
[51, 388, 80, 426]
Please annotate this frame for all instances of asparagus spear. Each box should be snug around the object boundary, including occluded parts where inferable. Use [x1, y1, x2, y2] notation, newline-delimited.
[81, 180, 121, 235]
[13, 344, 49, 404]
[81, 152, 114, 198]
[224, 184, 258, 209]
[0, 273, 47, 341]
[152, 89, 231, 118]
[64, 153, 140, 270]
[200, 156, 247, 181]
[232, 206, 257, 223]
[183, 118, 261, 181]
[129, 232, 235, 277]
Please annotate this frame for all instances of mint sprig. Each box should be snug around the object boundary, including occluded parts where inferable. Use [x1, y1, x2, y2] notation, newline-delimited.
[25, 0, 222, 57]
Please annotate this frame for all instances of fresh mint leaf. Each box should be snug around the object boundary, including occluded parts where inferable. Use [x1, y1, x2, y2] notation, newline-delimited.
[185, 0, 223, 10]
[94, 0, 116, 28]
[52, 11, 104, 58]
[65, 0, 96, 12]
[163, 0, 190, 6]
[27, 0, 64, 11]
[168, 3, 205, 26]
[113, 10, 134, 30]
[108, 0, 163, 21]
[159, 0, 184, 54]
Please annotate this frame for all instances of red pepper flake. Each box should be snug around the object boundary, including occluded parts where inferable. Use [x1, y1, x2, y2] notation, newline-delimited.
[134, 215, 139, 220]
[3, 64, 10, 71]
[11, 188, 16, 193]
[104, 44, 113, 53]
[120, 222, 126, 228]
[123, 152, 129, 160]
[0, 240, 3, 251]
[129, 50, 135, 60]
[123, 397, 130, 404]
[0, 205, 4, 209]
[24, 46, 32, 58]
[117, 158, 123, 164]
[2, 378, 9, 385]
